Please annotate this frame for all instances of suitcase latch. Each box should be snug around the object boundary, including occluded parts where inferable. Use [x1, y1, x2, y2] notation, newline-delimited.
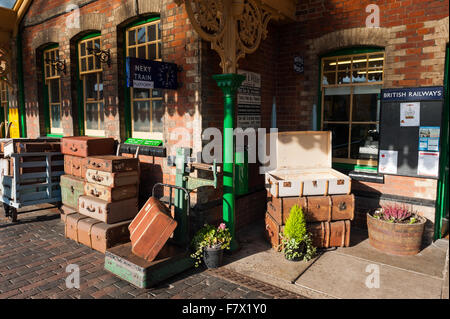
[283, 182, 291, 187]
[337, 179, 345, 185]
[339, 202, 347, 211]
[312, 181, 318, 187]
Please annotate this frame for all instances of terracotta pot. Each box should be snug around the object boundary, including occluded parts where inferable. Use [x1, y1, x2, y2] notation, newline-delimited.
[366, 213, 426, 256]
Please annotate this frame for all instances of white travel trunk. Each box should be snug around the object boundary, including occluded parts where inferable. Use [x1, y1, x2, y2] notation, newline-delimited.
[264, 131, 351, 197]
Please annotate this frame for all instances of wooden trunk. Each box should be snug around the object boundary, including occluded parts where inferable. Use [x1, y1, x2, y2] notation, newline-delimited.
[331, 194, 355, 221]
[129, 197, 177, 262]
[61, 136, 115, 157]
[264, 212, 284, 252]
[64, 155, 88, 178]
[60, 205, 77, 223]
[307, 220, 351, 248]
[84, 182, 138, 202]
[267, 196, 307, 225]
[78, 195, 138, 224]
[77, 218, 131, 253]
[306, 196, 332, 222]
[85, 155, 139, 172]
[60, 175, 86, 210]
[85, 169, 139, 188]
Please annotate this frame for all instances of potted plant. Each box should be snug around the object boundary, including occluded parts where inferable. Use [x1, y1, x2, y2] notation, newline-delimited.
[279, 205, 316, 262]
[190, 222, 231, 268]
[367, 204, 426, 256]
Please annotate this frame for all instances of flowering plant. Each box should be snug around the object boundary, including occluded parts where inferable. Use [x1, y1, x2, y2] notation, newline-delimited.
[372, 205, 419, 224]
[190, 223, 232, 267]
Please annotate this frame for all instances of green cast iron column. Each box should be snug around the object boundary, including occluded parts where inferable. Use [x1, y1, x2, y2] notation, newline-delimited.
[213, 73, 245, 252]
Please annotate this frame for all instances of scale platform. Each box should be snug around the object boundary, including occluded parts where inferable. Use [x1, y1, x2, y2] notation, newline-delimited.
[104, 242, 194, 289]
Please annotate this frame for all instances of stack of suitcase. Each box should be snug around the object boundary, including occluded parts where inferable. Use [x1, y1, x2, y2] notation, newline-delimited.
[264, 131, 354, 250]
[61, 137, 140, 253]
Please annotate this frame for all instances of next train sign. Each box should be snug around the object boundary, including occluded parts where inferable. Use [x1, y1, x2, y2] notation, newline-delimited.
[126, 57, 178, 90]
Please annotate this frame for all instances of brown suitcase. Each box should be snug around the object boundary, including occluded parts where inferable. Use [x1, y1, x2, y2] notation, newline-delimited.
[331, 194, 355, 221]
[15, 142, 61, 153]
[307, 220, 351, 248]
[65, 213, 89, 242]
[85, 169, 139, 188]
[306, 196, 332, 222]
[60, 205, 77, 223]
[85, 182, 138, 202]
[129, 197, 177, 262]
[61, 136, 115, 157]
[64, 155, 88, 178]
[264, 212, 284, 252]
[267, 196, 307, 225]
[78, 195, 138, 224]
[77, 218, 131, 253]
[85, 155, 139, 173]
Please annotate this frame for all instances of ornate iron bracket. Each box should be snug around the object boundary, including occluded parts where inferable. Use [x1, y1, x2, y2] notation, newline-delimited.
[44, 57, 66, 74]
[86, 47, 111, 67]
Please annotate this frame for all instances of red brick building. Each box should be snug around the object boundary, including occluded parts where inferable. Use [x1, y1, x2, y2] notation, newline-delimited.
[4, 0, 449, 242]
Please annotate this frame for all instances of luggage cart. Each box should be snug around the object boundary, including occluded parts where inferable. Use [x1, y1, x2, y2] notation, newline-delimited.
[0, 152, 64, 222]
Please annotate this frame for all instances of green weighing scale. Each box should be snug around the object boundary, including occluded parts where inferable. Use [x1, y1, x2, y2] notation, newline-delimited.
[104, 147, 221, 288]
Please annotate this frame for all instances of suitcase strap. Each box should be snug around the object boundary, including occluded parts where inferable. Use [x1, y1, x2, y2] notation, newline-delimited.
[88, 221, 103, 248]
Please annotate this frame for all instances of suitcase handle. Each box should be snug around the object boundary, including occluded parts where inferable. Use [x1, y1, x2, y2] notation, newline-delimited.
[90, 189, 100, 197]
[90, 162, 102, 168]
[86, 206, 96, 213]
[70, 145, 78, 152]
[92, 174, 104, 182]
[70, 186, 74, 193]
[72, 164, 80, 169]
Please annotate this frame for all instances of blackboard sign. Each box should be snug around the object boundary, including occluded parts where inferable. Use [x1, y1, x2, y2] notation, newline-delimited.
[378, 86, 444, 179]
[126, 57, 178, 90]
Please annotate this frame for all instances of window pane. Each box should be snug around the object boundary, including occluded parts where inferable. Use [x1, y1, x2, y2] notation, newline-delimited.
[81, 58, 87, 72]
[148, 24, 156, 42]
[152, 89, 162, 98]
[94, 39, 100, 50]
[337, 71, 351, 84]
[323, 92, 350, 122]
[352, 70, 367, 83]
[323, 123, 349, 158]
[148, 43, 157, 60]
[85, 73, 97, 100]
[88, 56, 94, 70]
[352, 55, 367, 69]
[367, 71, 383, 82]
[49, 79, 60, 103]
[80, 42, 86, 57]
[138, 46, 146, 59]
[157, 23, 161, 39]
[51, 104, 61, 129]
[158, 44, 161, 60]
[86, 103, 99, 130]
[95, 55, 101, 70]
[350, 124, 379, 160]
[97, 74, 103, 100]
[152, 100, 164, 132]
[99, 102, 105, 130]
[133, 88, 150, 99]
[323, 59, 336, 72]
[128, 30, 136, 46]
[337, 57, 351, 71]
[128, 48, 136, 58]
[322, 72, 336, 85]
[133, 101, 151, 132]
[368, 54, 384, 68]
[137, 27, 146, 44]
[87, 40, 93, 52]
[352, 93, 379, 122]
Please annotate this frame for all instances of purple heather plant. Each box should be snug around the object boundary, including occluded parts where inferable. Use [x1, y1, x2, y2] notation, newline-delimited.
[374, 204, 417, 223]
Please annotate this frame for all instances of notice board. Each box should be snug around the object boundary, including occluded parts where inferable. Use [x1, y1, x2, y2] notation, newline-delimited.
[378, 86, 444, 179]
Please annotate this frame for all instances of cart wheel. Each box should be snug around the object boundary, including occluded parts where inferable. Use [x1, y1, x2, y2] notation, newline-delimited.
[10, 207, 17, 223]
[2, 203, 10, 218]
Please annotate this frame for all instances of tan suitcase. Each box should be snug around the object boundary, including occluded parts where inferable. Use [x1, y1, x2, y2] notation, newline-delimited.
[129, 197, 177, 262]
[77, 218, 131, 253]
[61, 136, 115, 157]
[85, 182, 138, 202]
[78, 195, 138, 224]
[264, 212, 284, 252]
[267, 196, 307, 225]
[65, 213, 89, 242]
[85, 169, 139, 188]
[307, 220, 351, 248]
[64, 155, 88, 178]
[306, 196, 332, 222]
[60, 205, 77, 223]
[331, 194, 355, 221]
[85, 155, 139, 173]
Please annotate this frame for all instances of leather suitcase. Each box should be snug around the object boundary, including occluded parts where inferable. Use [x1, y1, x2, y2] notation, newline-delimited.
[129, 196, 177, 262]
[60, 175, 86, 209]
[307, 220, 351, 248]
[65, 213, 89, 242]
[306, 196, 332, 222]
[331, 194, 355, 221]
[85, 169, 139, 188]
[60, 205, 77, 223]
[78, 195, 138, 224]
[85, 182, 138, 202]
[77, 218, 131, 253]
[61, 136, 115, 157]
[64, 155, 88, 178]
[264, 212, 284, 252]
[267, 196, 307, 225]
[85, 155, 139, 173]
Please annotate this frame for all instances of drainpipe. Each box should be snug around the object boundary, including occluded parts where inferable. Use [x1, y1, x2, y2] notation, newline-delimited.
[17, 32, 27, 138]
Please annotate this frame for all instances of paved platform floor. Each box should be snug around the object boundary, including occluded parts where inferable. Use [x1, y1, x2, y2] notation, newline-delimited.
[227, 220, 449, 299]
[0, 205, 304, 299]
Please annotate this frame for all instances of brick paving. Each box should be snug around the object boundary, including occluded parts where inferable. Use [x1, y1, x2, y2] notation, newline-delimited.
[0, 206, 303, 299]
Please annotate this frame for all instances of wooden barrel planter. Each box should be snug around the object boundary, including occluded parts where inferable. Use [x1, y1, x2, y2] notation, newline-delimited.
[366, 213, 426, 256]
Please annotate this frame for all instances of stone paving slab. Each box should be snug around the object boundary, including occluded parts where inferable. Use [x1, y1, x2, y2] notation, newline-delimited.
[294, 252, 444, 299]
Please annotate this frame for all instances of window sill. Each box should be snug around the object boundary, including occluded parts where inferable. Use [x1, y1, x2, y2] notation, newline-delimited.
[348, 170, 384, 184]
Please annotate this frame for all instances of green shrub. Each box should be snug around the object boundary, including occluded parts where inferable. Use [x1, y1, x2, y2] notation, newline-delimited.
[284, 205, 306, 241]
